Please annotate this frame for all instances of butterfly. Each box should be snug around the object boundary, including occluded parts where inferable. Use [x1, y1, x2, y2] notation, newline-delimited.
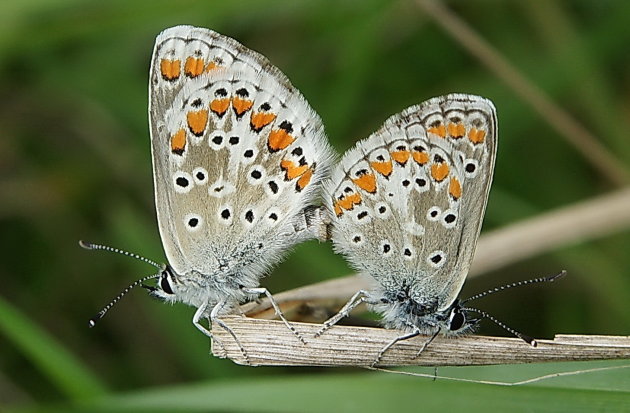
[84, 25, 333, 360]
[316, 94, 563, 365]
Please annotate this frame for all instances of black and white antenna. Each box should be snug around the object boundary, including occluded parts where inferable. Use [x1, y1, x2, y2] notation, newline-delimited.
[79, 240, 162, 327]
[461, 270, 566, 346]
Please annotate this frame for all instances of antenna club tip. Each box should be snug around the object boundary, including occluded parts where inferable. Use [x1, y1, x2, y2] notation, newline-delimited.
[79, 240, 93, 250]
[531, 339, 538, 347]
[88, 318, 97, 328]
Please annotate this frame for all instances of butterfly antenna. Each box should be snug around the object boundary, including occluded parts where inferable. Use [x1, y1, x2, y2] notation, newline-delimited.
[79, 240, 163, 327]
[79, 240, 161, 269]
[463, 306, 537, 347]
[88, 273, 161, 328]
[461, 270, 566, 304]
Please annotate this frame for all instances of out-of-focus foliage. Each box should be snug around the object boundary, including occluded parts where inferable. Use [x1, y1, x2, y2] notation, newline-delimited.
[1, 1, 628, 411]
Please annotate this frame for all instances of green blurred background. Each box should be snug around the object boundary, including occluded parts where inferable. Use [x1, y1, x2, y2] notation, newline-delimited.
[1, 0, 629, 411]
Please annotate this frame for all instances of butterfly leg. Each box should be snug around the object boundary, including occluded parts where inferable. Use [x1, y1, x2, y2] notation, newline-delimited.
[414, 326, 441, 358]
[241, 287, 307, 345]
[372, 327, 421, 367]
[314, 290, 371, 338]
[192, 302, 227, 358]
[208, 300, 251, 364]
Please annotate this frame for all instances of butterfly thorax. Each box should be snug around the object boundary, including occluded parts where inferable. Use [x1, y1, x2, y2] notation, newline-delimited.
[369, 280, 472, 335]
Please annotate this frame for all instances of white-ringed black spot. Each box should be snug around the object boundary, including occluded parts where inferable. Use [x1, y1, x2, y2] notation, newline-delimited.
[269, 213, 278, 221]
[211, 134, 223, 147]
[215, 88, 228, 97]
[383, 244, 391, 253]
[244, 149, 254, 158]
[416, 178, 426, 187]
[251, 170, 262, 179]
[353, 235, 361, 243]
[245, 210, 254, 223]
[427, 250, 447, 268]
[427, 206, 441, 221]
[235, 87, 249, 97]
[260, 102, 271, 111]
[465, 163, 476, 173]
[229, 136, 239, 145]
[183, 213, 203, 232]
[176, 177, 189, 187]
[357, 211, 368, 220]
[378, 206, 386, 214]
[402, 179, 410, 187]
[268, 181, 279, 194]
[445, 214, 456, 223]
[192, 167, 208, 185]
[221, 209, 231, 219]
[404, 248, 412, 256]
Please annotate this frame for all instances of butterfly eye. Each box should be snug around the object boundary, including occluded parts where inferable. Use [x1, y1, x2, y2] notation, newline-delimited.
[449, 309, 465, 331]
[160, 273, 174, 295]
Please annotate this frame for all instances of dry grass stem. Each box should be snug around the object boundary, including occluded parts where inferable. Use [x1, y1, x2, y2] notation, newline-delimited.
[211, 316, 630, 367]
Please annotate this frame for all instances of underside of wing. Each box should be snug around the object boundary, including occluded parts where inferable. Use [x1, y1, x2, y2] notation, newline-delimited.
[149, 26, 333, 278]
[326, 94, 497, 310]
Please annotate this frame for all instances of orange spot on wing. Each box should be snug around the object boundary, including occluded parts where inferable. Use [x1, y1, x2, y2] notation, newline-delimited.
[468, 128, 486, 144]
[184, 57, 205, 77]
[268, 129, 296, 152]
[370, 161, 393, 177]
[448, 123, 466, 139]
[280, 159, 309, 180]
[296, 167, 314, 192]
[205, 61, 218, 72]
[251, 112, 277, 132]
[210, 98, 230, 117]
[187, 110, 208, 136]
[334, 203, 343, 217]
[335, 192, 362, 215]
[428, 124, 446, 138]
[232, 97, 253, 117]
[170, 128, 186, 155]
[412, 151, 429, 165]
[449, 177, 462, 199]
[431, 161, 449, 182]
[390, 150, 410, 165]
[160, 59, 181, 81]
[352, 173, 377, 194]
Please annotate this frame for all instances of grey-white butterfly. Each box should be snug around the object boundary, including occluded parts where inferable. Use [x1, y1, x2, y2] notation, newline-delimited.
[316, 94, 563, 365]
[83, 25, 333, 357]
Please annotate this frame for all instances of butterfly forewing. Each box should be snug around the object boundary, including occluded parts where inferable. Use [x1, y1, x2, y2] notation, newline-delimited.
[326, 94, 497, 311]
[149, 26, 332, 279]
